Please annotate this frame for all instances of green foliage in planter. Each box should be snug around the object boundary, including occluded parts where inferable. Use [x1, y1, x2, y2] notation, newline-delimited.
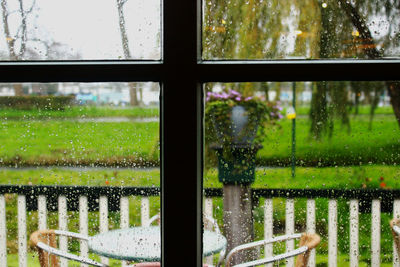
[0, 96, 74, 110]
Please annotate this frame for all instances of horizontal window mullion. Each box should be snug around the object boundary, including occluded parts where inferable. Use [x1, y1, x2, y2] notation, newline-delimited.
[198, 60, 400, 82]
[0, 61, 163, 82]
[1, 59, 399, 82]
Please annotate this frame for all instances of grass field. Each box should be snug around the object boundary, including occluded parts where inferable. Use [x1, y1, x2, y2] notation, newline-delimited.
[1, 164, 398, 188]
[0, 120, 160, 166]
[258, 114, 400, 167]
[0, 114, 398, 167]
[0, 106, 159, 119]
[0, 104, 392, 119]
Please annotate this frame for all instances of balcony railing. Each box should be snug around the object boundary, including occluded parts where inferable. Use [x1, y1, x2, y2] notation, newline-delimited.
[0, 185, 399, 267]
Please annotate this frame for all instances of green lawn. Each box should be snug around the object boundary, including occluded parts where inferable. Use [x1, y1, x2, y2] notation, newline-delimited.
[0, 106, 159, 119]
[0, 168, 160, 186]
[0, 120, 159, 167]
[0, 114, 398, 167]
[257, 114, 400, 167]
[0, 104, 392, 120]
[295, 105, 395, 116]
[1, 164, 398, 189]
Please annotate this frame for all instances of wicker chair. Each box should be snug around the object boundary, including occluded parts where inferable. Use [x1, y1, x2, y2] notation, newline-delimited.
[30, 229, 105, 267]
[224, 233, 320, 267]
[391, 218, 400, 256]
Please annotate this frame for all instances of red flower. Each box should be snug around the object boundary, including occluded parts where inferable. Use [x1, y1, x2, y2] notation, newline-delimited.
[105, 180, 110, 185]
[380, 182, 386, 188]
[380, 176, 384, 181]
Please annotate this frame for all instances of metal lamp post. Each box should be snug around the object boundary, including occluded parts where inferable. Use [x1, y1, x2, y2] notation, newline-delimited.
[286, 82, 297, 178]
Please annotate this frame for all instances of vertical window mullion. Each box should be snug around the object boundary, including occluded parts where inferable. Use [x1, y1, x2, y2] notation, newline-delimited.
[162, 0, 202, 267]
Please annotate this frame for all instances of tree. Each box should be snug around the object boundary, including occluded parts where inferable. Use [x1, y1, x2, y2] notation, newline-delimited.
[203, 0, 291, 60]
[0, 0, 36, 95]
[336, 0, 400, 128]
[308, 0, 400, 136]
[116, 0, 139, 106]
[291, 0, 399, 137]
[0, 0, 79, 97]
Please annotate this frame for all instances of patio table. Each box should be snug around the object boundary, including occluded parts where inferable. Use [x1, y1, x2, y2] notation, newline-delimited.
[88, 226, 227, 262]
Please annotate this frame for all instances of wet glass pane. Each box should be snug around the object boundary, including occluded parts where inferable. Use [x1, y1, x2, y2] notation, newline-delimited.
[203, 81, 400, 266]
[0, 82, 160, 265]
[203, 0, 400, 60]
[0, 0, 161, 60]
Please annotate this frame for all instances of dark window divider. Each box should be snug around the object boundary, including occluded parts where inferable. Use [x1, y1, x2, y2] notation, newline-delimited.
[0, 60, 399, 83]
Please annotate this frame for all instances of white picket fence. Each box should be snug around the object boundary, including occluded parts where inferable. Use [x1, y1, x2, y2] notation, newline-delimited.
[0, 186, 399, 267]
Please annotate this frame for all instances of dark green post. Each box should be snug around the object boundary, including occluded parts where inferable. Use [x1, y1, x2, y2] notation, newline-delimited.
[291, 82, 296, 178]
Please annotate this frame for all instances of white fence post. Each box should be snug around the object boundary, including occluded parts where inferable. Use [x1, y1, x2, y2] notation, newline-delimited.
[58, 195, 68, 267]
[99, 196, 109, 266]
[328, 199, 337, 267]
[349, 199, 359, 267]
[307, 199, 316, 267]
[120, 196, 130, 267]
[38, 195, 47, 230]
[286, 199, 295, 267]
[393, 199, 400, 267]
[79, 195, 88, 267]
[0, 195, 6, 267]
[141, 197, 150, 226]
[120, 196, 130, 228]
[18, 195, 27, 267]
[204, 198, 213, 222]
[371, 199, 380, 267]
[204, 198, 213, 266]
[264, 198, 273, 267]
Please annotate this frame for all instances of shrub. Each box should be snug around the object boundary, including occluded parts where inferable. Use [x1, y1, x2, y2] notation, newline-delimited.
[0, 96, 74, 110]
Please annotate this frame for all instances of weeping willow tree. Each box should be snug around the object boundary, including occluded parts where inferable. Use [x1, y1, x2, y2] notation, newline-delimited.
[337, 0, 400, 129]
[203, 0, 292, 59]
[203, 0, 292, 96]
[304, 0, 399, 138]
[299, 0, 356, 139]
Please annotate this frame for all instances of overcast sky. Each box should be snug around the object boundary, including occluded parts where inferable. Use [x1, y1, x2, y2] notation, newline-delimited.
[0, 0, 398, 60]
[0, 0, 160, 59]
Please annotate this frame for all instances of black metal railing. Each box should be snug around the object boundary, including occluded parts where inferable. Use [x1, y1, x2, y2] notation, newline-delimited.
[0, 185, 398, 213]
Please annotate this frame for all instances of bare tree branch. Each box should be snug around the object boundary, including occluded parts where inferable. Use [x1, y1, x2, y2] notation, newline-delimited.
[17, 0, 28, 57]
[116, 0, 139, 106]
[117, 0, 131, 59]
[1, 0, 16, 59]
[26, 0, 36, 13]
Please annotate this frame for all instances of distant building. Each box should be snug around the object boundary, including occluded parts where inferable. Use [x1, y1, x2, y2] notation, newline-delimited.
[0, 85, 15, 96]
[76, 93, 97, 104]
[58, 82, 159, 106]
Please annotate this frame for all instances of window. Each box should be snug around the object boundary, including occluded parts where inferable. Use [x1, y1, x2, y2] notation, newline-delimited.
[0, 1, 399, 267]
[204, 81, 400, 265]
[0, 0, 160, 60]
